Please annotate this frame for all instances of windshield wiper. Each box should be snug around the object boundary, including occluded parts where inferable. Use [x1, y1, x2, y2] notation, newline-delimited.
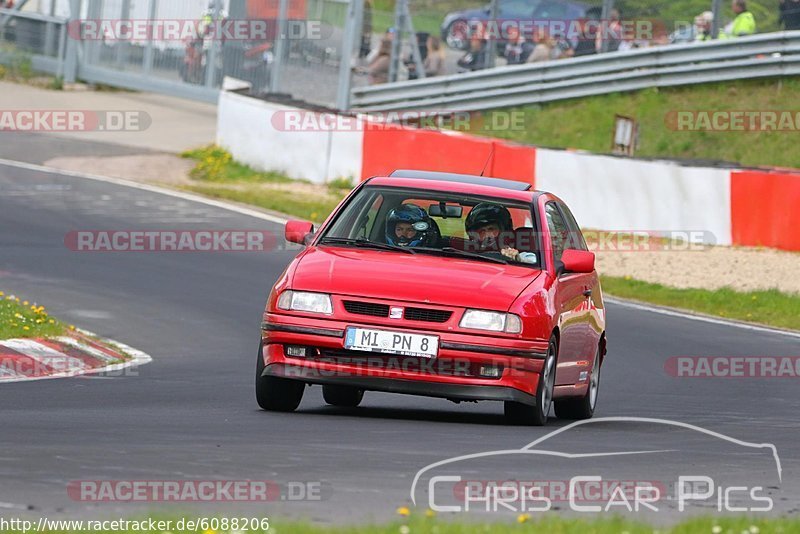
[318, 236, 416, 254]
[415, 247, 508, 265]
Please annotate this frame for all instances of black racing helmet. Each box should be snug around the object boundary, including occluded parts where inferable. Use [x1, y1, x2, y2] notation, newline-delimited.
[465, 202, 514, 234]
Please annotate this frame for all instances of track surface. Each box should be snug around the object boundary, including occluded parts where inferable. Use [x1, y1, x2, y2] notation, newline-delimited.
[1, 162, 798, 524]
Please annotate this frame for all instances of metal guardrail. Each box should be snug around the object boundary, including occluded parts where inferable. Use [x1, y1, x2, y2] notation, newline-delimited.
[351, 32, 800, 112]
[0, 7, 68, 78]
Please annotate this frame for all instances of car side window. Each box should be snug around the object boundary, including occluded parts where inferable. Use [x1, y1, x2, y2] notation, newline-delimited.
[557, 202, 588, 251]
[363, 195, 384, 239]
[545, 202, 569, 262]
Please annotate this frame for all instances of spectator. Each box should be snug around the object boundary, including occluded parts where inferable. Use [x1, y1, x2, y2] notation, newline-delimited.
[423, 36, 445, 77]
[694, 11, 714, 41]
[552, 32, 575, 59]
[780, 0, 800, 30]
[596, 8, 623, 52]
[503, 27, 534, 65]
[367, 28, 394, 64]
[368, 38, 391, 84]
[527, 29, 553, 63]
[574, 19, 598, 57]
[457, 32, 488, 71]
[720, 0, 756, 38]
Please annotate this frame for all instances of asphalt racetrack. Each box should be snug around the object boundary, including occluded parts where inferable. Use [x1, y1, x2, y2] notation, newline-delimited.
[1, 161, 798, 524]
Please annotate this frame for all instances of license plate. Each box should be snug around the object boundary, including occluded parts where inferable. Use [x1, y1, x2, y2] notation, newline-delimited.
[344, 327, 439, 358]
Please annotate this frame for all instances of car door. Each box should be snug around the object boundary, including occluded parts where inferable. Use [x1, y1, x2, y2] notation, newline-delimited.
[557, 201, 602, 364]
[545, 201, 592, 386]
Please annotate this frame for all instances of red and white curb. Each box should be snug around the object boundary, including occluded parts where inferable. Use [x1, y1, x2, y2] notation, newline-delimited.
[0, 329, 152, 383]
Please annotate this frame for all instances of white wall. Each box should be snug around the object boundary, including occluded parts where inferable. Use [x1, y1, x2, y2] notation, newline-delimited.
[216, 90, 363, 184]
[535, 149, 732, 245]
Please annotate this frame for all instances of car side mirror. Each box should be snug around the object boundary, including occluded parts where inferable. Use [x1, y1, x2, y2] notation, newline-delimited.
[560, 249, 595, 274]
[285, 220, 314, 245]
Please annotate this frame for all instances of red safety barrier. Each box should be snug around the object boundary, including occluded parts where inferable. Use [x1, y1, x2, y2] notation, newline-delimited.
[361, 123, 536, 186]
[731, 170, 800, 251]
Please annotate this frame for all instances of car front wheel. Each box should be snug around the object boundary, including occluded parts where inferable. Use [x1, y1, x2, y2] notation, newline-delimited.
[504, 336, 557, 426]
[554, 345, 601, 420]
[255, 342, 304, 412]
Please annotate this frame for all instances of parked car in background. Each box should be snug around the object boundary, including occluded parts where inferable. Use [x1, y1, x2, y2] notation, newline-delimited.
[441, 0, 600, 51]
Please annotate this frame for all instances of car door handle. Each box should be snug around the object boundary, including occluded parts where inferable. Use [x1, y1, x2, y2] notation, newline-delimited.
[583, 289, 593, 297]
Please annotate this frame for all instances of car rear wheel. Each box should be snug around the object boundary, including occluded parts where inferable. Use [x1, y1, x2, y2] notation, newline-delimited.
[504, 337, 557, 426]
[255, 342, 304, 412]
[554, 345, 601, 420]
[322, 385, 364, 407]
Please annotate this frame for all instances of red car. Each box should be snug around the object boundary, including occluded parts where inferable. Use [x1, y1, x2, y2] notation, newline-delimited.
[257, 170, 606, 425]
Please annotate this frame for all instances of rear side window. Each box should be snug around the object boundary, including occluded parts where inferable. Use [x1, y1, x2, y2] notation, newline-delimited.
[545, 202, 570, 262]
[558, 202, 588, 251]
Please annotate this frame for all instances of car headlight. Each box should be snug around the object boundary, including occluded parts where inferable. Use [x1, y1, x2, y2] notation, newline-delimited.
[460, 310, 522, 334]
[277, 290, 333, 315]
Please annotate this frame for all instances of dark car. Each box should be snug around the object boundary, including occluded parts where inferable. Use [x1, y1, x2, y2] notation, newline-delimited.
[441, 0, 600, 51]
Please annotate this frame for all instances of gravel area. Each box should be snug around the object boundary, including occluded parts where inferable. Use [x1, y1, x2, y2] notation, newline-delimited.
[596, 246, 800, 294]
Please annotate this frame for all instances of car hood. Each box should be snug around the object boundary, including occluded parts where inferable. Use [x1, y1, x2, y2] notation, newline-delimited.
[291, 246, 541, 311]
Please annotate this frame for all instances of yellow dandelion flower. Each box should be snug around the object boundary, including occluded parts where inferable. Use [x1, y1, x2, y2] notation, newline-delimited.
[69, 325, 76, 331]
[425, 509, 436, 518]
[23, 326, 30, 331]
[23, 301, 29, 305]
[624, 275, 632, 280]
[203, 529, 216, 534]
[0, 291, 4, 296]
[517, 513, 531, 523]
[396, 506, 411, 517]
[49, 319, 55, 324]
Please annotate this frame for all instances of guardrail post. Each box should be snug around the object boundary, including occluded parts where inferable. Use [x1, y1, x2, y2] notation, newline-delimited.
[204, 0, 222, 88]
[63, 0, 81, 83]
[142, 0, 157, 75]
[336, 0, 363, 111]
[485, 0, 499, 68]
[711, 0, 723, 39]
[269, 0, 290, 93]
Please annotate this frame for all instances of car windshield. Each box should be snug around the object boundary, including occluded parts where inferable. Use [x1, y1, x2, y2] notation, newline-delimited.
[318, 186, 541, 268]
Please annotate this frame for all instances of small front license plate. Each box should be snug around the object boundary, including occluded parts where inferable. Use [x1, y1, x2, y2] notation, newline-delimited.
[344, 327, 439, 358]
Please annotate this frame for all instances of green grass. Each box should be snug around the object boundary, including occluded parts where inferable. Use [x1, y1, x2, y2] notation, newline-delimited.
[181, 145, 345, 224]
[179, 184, 342, 225]
[469, 77, 800, 169]
[0, 291, 67, 340]
[181, 146, 296, 184]
[601, 276, 800, 331]
[3, 515, 799, 534]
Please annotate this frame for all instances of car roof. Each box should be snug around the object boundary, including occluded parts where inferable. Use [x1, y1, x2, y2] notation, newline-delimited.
[387, 169, 533, 192]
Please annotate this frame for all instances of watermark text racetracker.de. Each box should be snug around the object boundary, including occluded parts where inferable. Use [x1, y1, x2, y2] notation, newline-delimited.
[67, 479, 328, 502]
[64, 230, 279, 252]
[665, 356, 800, 378]
[0, 517, 270, 533]
[0, 111, 150, 132]
[69, 19, 327, 41]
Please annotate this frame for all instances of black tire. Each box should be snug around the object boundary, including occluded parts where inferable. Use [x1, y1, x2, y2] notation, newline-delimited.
[255, 343, 304, 412]
[504, 337, 557, 426]
[322, 385, 364, 407]
[554, 345, 601, 420]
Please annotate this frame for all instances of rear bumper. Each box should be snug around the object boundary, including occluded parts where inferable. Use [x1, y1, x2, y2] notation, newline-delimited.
[261, 313, 548, 404]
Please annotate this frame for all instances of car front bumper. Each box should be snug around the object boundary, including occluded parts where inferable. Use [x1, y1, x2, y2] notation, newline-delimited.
[261, 313, 548, 405]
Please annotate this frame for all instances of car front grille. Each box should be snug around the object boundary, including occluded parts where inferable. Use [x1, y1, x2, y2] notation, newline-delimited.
[404, 307, 452, 323]
[342, 300, 453, 323]
[343, 300, 390, 317]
